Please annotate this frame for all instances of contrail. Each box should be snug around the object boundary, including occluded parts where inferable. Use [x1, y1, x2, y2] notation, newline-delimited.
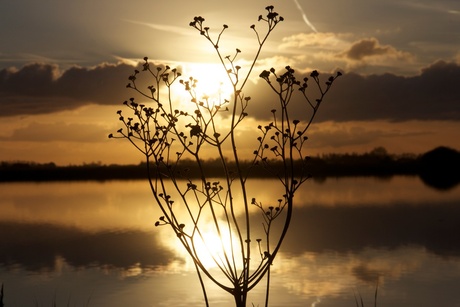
[293, 0, 318, 33]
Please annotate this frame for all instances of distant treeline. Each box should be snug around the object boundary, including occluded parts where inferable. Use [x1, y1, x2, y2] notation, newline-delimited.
[1, 146, 459, 189]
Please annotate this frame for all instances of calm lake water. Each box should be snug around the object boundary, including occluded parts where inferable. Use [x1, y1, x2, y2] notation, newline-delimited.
[1, 176, 460, 306]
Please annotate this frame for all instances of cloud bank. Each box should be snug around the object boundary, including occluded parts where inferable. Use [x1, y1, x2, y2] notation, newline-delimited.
[247, 60, 460, 122]
[0, 62, 136, 116]
[1, 60, 459, 122]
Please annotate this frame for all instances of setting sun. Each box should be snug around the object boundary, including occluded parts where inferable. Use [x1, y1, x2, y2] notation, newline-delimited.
[181, 62, 235, 104]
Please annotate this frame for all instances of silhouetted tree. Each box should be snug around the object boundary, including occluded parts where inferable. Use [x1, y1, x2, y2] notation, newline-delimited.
[419, 146, 460, 190]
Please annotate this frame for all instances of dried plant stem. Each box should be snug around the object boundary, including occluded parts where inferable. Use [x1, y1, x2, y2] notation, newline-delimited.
[110, 5, 340, 306]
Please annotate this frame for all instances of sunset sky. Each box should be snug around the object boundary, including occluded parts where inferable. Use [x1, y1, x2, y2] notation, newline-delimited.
[1, 0, 459, 165]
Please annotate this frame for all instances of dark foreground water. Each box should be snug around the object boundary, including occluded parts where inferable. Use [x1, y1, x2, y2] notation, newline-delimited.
[1, 176, 460, 306]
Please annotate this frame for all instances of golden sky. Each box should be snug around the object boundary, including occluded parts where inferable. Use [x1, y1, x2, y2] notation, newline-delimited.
[1, 0, 459, 165]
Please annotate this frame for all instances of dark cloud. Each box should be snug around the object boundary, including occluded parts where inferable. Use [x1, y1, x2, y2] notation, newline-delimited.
[1, 60, 459, 123]
[341, 37, 409, 60]
[0, 62, 141, 116]
[246, 60, 460, 122]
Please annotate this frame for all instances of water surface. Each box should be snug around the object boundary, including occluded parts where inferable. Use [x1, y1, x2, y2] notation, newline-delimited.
[1, 177, 460, 306]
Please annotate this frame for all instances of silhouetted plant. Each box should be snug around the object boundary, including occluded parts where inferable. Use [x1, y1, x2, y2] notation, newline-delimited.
[109, 5, 340, 307]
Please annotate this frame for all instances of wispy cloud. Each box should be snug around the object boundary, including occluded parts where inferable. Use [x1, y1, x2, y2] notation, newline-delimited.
[292, 0, 318, 33]
[0, 53, 87, 68]
[401, 1, 460, 15]
[123, 19, 190, 35]
[279, 32, 351, 49]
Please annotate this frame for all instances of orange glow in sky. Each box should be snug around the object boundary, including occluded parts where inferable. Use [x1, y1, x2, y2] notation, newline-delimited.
[0, 1, 459, 165]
